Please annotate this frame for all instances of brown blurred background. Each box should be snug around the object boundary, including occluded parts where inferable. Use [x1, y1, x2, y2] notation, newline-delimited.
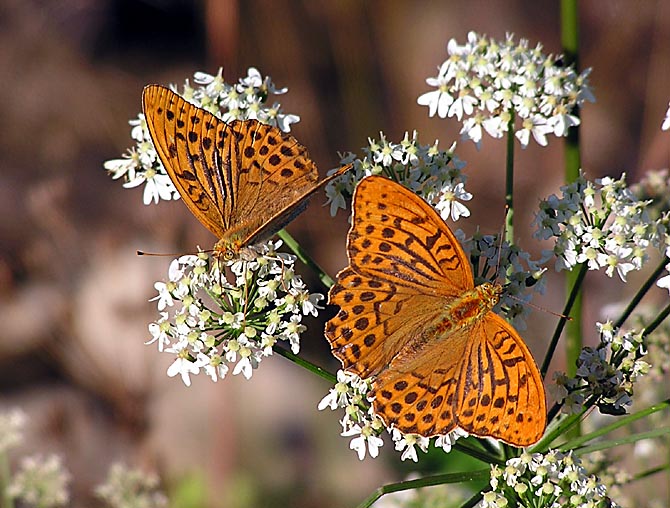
[1, 1, 669, 507]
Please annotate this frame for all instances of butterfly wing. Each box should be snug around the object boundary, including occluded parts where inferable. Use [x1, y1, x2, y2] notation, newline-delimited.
[143, 84, 231, 238]
[454, 312, 546, 445]
[326, 267, 448, 379]
[348, 176, 474, 295]
[227, 121, 352, 245]
[371, 312, 546, 445]
[143, 85, 351, 249]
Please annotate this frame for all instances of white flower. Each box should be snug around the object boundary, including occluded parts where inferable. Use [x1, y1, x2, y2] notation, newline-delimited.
[434, 428, 468, 453]
[166, 342, 207, 386]
[392, 430, 429, 462]
[433, 181, 472, 221]
[515, 115, 551, 147]
[123, 169, 177, 205]
[657, 263, 670, 294]
[342, 424, 384, 460]
[662, 101, 670, 131]
[147, 312, 171, 352]
[151, 282, 174, 311]
[417, 75, 454, 118]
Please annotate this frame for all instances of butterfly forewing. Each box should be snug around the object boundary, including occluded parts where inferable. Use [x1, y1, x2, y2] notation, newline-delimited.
[143, 85, 232, 238]
[326, 267, 448, 379]
[349, 177, 474, 294]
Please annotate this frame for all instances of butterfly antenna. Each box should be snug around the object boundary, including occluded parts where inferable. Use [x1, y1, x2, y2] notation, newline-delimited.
[506, 293, 572, 320]
[137, 250, 185, 257]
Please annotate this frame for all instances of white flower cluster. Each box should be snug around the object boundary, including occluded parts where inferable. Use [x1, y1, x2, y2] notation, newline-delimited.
[95, 463, 167, 508]
[482, 450, 619, 508]
[418, 31, 595, 149]
[318, 370, 467, 462]
[326, 132, 472, 221]
[551, 322, 649, 416]
[0, 407, 26, 454]
[146, 241, 324, 386]
[7, 455, 71, 508]
[104, 67, 299, 205]
[534, 173, 666, 282]
[631, 168, 670, 294]
[458, 230, 548, 331]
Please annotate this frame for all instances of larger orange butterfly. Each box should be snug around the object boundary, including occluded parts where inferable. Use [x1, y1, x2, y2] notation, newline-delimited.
[142, 85, 351, 259]
[325, 176, 546, 446]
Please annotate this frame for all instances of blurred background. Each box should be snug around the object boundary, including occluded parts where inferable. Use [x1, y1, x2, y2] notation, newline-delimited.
[1, 1, 669, 507]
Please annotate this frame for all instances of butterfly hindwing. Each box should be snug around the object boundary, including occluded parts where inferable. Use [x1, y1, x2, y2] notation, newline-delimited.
[326, 267, 447, 379]
[454, 312, 546, 446]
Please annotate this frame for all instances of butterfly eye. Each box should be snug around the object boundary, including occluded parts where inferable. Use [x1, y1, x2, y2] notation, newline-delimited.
[223, 250, 235, 261]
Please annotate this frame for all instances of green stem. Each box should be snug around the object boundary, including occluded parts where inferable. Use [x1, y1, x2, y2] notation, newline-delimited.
[630, 463, 670, 482]
[645, 301, 670, 337]
[277, 229, 336, 289]
[355, 469, 491, 508]
[559, 399, 670, 451]
[273, 345, 336, 384]
[453, 440, 506, 467]
[561, 0, 582, 440]
[504, 112, 516, 246]
[541, 263, 588, 379]
[564, 272, 583, 380]
[615, 258, 669, 329]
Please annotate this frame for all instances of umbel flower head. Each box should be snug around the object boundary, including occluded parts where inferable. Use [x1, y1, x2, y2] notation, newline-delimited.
[146, 241, 324, 386]
[483, 450, 619, 508]
[103, 67, 300, 205]
[418, 31, 595, 149]
[326, 131, 472, 220]
[551, 322, 650, 416]
[533, 172, 666, 282]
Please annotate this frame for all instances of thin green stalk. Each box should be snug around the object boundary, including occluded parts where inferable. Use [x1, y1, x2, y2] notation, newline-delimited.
[504, 112, 516, 245]
[645, 301, 670, 337]
[573, 427, 670, 456]
[277, 229, 335, 289]
[561, 0, 582, 441]
[453, 440, 506, 467]
[615, 258, 669, 329]
[541, 263, 588, 378]
[273, 345, 336, 384]
[355, 469, 491, 508]
[630, 463, 670, 482]
[559, 399, 670, 450]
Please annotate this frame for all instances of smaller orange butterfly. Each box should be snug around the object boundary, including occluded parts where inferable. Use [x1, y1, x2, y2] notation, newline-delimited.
[325, 176, 546, 446]
[142, 85, 351, 260]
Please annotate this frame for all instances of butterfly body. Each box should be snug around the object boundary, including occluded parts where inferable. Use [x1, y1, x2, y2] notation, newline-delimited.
[142, 85, 351, 260]
[325, 176, 546, 446]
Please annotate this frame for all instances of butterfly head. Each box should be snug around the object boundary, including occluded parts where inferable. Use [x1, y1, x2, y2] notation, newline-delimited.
[214, 237, 258, 262]
[477, 281, 503, 308]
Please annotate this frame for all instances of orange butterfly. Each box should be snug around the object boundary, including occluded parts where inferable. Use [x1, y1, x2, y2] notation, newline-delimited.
[325, 176, 546, 446]
[142, 85, 351, 260]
